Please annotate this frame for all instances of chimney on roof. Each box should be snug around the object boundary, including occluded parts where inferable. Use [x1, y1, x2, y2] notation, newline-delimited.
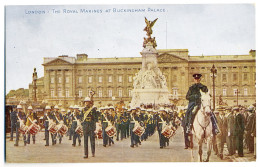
[59, 55, 68, 57]
[249, 49, 256, 57]
[77, 54, 88, 61]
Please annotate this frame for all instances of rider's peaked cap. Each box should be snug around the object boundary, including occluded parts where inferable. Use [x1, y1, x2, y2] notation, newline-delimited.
[193, 73, 202, 79]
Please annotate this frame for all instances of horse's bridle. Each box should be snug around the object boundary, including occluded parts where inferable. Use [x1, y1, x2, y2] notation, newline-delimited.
[200, 99, 211, 116]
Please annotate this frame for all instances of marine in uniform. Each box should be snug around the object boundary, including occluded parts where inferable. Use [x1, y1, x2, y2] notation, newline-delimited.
[67, 105, 74, 140]
[14, 105, 27, 146]
[43, 106, 51, 146]
[129, 108, 140, 148]
[82, 96, 98, 158]
[157, 107, 168, 149]
[101, 107, 111, 147]
[72, 105, 82, 147]
[49, 107, 58, 145]
[26, 106, 37, 144]
[10, 106, 17, 141]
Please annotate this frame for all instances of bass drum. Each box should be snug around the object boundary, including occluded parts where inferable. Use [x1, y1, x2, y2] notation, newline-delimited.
[48, 123, 58, 134]
[105, 126, 116, 137]
[19, 124, 28, 135]
[27, 123, 40, 135]
[161, 125, 174, 138]
[57, 124, 68, 136]
[75, 125, 83, 136]
[133, 124, 145, 137]
[95, 123, 103, 139]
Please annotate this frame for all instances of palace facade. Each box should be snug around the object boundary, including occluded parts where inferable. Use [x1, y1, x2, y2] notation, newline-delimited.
[29, 49, 256, 108]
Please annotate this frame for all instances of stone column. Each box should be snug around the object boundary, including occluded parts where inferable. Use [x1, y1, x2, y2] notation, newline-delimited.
[54, 70, 57, 97]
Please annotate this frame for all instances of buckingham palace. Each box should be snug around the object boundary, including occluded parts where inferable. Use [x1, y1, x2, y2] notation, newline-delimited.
[28, 49, 256, 108]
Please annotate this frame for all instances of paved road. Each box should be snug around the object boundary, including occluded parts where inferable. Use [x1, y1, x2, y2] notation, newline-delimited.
[5, 128, 255, 163]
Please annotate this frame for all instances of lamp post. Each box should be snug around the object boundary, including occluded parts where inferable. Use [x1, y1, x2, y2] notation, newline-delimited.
[32, 68, 38, 103]
[210, 64, 217, 110]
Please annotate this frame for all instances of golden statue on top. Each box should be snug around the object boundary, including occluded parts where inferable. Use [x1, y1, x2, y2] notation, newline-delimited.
[144, 17, 158, 37]
[143, 17, 158, 48]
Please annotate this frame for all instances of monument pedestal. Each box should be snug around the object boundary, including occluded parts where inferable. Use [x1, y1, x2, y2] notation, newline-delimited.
[130, 42, 170, 108]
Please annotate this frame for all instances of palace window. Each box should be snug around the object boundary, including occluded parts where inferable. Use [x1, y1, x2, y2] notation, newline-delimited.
[118, 89, 122, 97]
[128, 89, 132, 97]
[65, 77, 69, 83]
[58, 77, 62, 83]
[118, 75, 122, 83]
[78, 90, 82, 97]
[98, 89, 102, 98]
[128, 75, 132, 83]
[222, 74, 227, 82]
[108, 89, 113, 97]
[88, 76, 92, 83]
[51, 89, 54, 97]
[244, 88, 248, 96]
[58, 88, 62, 97]
[98, 76, 102, 83]
[173, 88, 178, 96]
[223, 88, 227, 96]
[78, 76, 82, 83]
[51, 77, 54, 84]
[108, 76, 112, 83]
[65, 89, 69, 97]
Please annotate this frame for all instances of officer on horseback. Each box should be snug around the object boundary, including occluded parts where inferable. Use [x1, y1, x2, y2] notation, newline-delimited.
[184, 74, 219, 148]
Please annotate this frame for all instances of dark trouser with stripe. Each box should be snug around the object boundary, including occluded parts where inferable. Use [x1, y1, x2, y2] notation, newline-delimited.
[130, 123, 135, 146]
[83, 130, 95, 156]
[15, 122, 26, 145]
[10, 122, 16, 140]
[27, 133, 35, 144]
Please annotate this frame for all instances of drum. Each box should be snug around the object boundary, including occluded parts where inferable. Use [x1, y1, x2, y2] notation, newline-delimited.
[105, 125, 116, 137]
[133, 124, 145, 136]
[19, 124, 28, 135]
[27, 123, 40, 135]
[57, 124, 68, 136]
[75, 125, 83, 136]
[95, 123, 103, 139]
[48, 123, 58, 134]
[161, 125, 174, 138]
[97, 129, 103, 139]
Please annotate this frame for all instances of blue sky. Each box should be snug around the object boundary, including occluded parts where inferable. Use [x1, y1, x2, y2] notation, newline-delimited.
[5, 4, 255, 93]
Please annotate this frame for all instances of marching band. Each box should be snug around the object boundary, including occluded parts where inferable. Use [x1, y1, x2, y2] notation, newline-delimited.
[9, 89, 256, 160]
